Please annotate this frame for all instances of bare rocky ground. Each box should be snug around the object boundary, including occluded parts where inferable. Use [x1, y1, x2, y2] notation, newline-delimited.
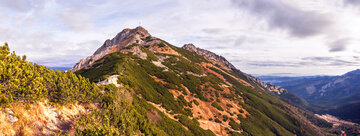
[0, 100, 96, 135]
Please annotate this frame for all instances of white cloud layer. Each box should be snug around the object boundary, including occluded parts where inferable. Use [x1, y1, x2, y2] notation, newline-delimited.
[0, 0, 359, 75]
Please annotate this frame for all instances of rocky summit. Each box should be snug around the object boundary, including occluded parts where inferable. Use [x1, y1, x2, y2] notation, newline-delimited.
[72, 26, 151, 72]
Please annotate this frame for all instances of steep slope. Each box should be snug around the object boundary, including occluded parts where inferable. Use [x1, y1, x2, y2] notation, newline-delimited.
[73, 26, 341, 136]
[275, 70, 360, 124]
[0, 43, 180, 135]
[182, 44, 311, 110]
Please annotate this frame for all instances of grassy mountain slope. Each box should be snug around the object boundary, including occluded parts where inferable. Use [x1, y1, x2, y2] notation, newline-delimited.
[74, 27, 336, 136]
[0, 43, 200, 135]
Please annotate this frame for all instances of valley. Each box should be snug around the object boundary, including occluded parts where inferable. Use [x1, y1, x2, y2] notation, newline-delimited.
[258, 71, 360, 133]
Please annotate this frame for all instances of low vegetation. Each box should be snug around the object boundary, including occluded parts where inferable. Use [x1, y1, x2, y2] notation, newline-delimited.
[0, 43, 101, 105]
[0, 39, 343, 136]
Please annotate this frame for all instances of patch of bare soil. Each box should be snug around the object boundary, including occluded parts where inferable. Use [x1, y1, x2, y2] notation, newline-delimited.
[148, 43, 180, 56]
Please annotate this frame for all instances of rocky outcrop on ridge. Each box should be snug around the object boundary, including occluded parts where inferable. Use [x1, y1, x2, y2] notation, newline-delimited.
[71, 26, 151, 72]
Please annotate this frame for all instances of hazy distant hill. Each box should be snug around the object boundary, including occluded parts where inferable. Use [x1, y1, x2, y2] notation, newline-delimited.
[258, 75, 327, 84]
[266, 70, 360, 124]
[48, 67, 72, 71]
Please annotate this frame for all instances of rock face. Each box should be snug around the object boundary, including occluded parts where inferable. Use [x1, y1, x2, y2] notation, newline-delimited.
[182, 44, 236, 70]
[96, 75, 121, 87]
[4, 108, 18, 123]
[71, 26, 151, 72]
[246, 74, 287, 94]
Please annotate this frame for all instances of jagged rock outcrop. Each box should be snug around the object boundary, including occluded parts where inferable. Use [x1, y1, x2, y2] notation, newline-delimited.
[244, 74, 287, 94]
[71, 26, 151, 72]
[96, 75, 121, 87]
[182, 44, 236, 70]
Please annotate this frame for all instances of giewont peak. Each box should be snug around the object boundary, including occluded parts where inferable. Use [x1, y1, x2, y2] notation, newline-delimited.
[120, 26, 150, 38]
[93, 26, 150, 55]
[72, 26, 152, 72]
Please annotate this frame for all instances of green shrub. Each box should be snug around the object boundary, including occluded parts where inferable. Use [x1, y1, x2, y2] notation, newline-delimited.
[178, 115, 216, 136]
[145, 36, 153, 42]
[158, 42, 166, 47]
[229, 120, 241, 130]
[211, 102, 224, 111]
[223, 115, 229, 122]
[0, 44, 101, 105]
[193, 100, 199, 106]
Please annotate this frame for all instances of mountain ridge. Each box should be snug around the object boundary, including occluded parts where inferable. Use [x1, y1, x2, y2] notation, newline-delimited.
[181, 43, 290, 95]
[72, 26, 354, 135]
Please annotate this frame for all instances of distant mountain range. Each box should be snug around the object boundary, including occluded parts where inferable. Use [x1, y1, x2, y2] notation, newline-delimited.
[258, 70, 360, 124]
[258, 75, 333, 84]
[48, 67, 72, 71]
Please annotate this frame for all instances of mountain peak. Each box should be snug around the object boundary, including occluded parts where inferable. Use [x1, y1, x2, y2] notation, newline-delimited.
[134, 26, 149, 34]
[121, 26, 149, 37]
[72, 26, 152, 72]
[93, 26, 150, 55]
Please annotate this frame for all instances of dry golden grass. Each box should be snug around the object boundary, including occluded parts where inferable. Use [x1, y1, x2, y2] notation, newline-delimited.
[0, 111, 16, 136]
[0, 100, 93, 136]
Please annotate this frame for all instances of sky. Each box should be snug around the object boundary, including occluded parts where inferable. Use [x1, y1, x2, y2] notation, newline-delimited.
[0, 0, 359, 76]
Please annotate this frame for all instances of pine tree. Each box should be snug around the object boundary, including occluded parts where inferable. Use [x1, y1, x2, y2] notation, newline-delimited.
[22, 55, 26, 61]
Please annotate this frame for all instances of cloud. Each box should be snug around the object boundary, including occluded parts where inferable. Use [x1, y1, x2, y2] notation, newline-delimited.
[0, 24, 101, 67]
[239, 56, 359, 68]
[0, 0, 32, 11]
[302, 57, 333, 61]
[328, 38, 350, 52]
[234, 36, 247, 46]
[245, 61, 301, 67]
[57, 11, 94, 31]
[0, 0, 44, 12]
[199, 36, 234, 45]
[202, 28, 224, 34]
[0, 27, 19, 40]
[34, 55, 85, 67]
[232, 0, 332, 37]
[302, 56, 357, 66]
[344, 0, 360, 5]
